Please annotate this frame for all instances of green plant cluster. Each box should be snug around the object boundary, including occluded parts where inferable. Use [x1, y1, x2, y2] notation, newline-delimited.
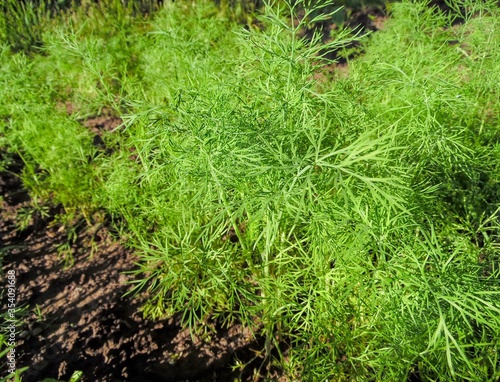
[1, 0, 499, 380]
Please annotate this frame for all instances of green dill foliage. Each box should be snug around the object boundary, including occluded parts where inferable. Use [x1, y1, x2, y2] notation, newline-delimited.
[0, 0, 153, 213]
[0, 0, 51, 52]
[104, 0, 499, 380]
[0, 45, 96, 212]
[0, 0, 160, 53]
[0, 0, 499, 380]
[330, 1, 500, 380]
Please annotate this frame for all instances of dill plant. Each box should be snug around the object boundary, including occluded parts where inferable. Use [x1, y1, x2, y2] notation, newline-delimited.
[326, 1, 500, 380]
[0, 46, 96, 214]
[0, 0, 499, 380]
[103, 0, 414, 377]
[106, 1, 500, 380]
[0, 0, 152, 213]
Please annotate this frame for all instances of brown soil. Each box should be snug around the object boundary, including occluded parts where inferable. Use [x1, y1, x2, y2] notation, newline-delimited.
[0, 151, 264, 382]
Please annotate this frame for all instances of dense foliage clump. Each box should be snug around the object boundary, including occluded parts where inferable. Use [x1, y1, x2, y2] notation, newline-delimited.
[1, 0, 499, 380]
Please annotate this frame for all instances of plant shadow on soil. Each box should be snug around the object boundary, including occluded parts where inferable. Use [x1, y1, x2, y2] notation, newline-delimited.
[0, 149, 268, 382]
